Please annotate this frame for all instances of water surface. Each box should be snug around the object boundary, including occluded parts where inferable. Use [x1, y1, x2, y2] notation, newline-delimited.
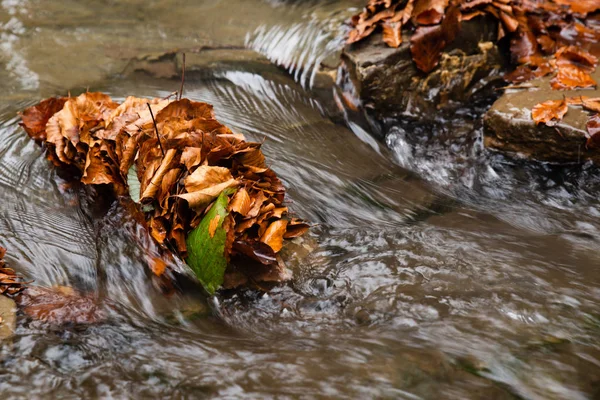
[2, 1, 600, 399]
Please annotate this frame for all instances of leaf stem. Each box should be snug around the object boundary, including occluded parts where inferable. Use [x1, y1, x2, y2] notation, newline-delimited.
[179, 53, 186, 101]
[147, 103, 165, 158]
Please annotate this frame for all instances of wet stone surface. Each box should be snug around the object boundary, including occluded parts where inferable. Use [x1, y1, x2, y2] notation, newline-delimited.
[484, 69, 600, 164]
[341, 16, 505, 121]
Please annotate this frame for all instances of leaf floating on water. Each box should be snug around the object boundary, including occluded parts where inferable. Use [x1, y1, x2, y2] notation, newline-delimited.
[186, 191, 230, 295]
[17, 286, 105, 325]
[531, 99, 568, 126]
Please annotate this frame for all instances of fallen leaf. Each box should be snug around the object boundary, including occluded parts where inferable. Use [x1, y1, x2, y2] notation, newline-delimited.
[410, 25, 446, 73]
[186, 191, 230, 294]
[531, 99, 568, 126]
[551, 63, 597, 90]
[382, 20, 403, 48]
[17, 286, 105, 325]
[260, 220, 288, 253]
[555, 46, 598, 71]
[582, 98, 600, 113]
[412, 0, 449, 25]
[586, 114, 600, 148]
[20, 97, 67, 141]
[283, 219, 311, 239]
[0, 247, 28, 296]
[229, 187, 252, 216]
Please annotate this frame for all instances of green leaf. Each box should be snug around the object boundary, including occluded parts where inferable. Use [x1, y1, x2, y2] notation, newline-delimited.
[127, 164, 141, 203]
[185, 191, 230, 294]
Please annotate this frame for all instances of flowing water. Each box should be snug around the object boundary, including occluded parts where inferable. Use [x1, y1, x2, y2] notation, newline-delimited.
[2, 1, 600, 399]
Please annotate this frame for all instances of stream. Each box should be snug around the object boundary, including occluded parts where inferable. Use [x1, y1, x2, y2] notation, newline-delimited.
[2, 1, 600, 399]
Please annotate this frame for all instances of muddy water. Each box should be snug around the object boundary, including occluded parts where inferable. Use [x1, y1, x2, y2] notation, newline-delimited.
[2, 1, 600, 399]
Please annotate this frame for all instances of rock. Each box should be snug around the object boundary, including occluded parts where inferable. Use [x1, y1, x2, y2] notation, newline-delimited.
[341, 16, 505, 121]
[484, 69, 600, 164]
[0, 295, 17, 340]
[123, 47, 280, 79]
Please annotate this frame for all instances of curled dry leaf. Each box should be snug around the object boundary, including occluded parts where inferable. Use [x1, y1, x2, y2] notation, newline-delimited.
[260, 220, 288, 252]
[19, 97, 67, 141]
[0, 247, 28, 296]
[531, 99, 568, 126]
[382, 20, 403, 47]
[229, 187, 252, 216]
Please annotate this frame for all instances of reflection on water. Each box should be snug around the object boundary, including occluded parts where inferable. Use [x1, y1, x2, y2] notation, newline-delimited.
[2, 0, 600, 399]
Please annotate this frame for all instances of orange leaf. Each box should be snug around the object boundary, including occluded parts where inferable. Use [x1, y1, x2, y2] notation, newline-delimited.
[382, 20, 403, 48]
[260, 220, 288, 253]
[531, 99, 568, 126]
[229, 187, 252, 216]
[551, 64, 597, 90]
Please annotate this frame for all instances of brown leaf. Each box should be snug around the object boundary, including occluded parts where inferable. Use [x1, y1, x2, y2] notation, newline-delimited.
[382, 20, 403, 48]
[582, 98, 600, 113]
[412, 0, 449, 25]
[181, 147, 202, 171]
[0, 248, 28, 297]
[260, 220, 288, 252]
[229, 187, 252, 216]
[531, 99, 568, 126]
[410, 25, 446, 73]
[555, 46, 598, 72]
[17, 286, 106, 325]
[510, 29, 540, 64]
[232, 240, 278, 266]
[586, 114, 600, 148]
[551, 64, 597, 90]
[553, 0, 600, 15]
[140, 148, 177, 200]
[19, 97, 67, 141]
[283, 219, 310, 239]
[499, 11, 519, 33]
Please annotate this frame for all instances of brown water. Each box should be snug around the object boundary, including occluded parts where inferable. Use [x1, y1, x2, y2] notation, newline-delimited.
[2, 1, 600, 399]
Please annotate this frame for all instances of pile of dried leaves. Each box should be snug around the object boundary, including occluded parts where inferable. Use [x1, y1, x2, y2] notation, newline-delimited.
[0, 247, 27, 296]
[347, 0, 600, 74]
[348, 0, 600, 149]
[20, 93, 308, 293]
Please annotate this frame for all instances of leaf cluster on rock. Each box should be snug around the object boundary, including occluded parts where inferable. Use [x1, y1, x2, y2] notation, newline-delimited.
[347, 0, 600, 75]
[20, 93, 308, 293]
[532, 96, 600, 147]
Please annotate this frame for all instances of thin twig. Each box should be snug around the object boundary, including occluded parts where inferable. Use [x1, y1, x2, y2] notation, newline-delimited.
[179, 53, 186, 101]
[147, 103, 165, 158]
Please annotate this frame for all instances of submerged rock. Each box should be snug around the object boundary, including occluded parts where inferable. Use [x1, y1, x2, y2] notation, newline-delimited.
[0, 295, 17, 340]
[341, 16, 505, 121]
[484, 70, 600, 164]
